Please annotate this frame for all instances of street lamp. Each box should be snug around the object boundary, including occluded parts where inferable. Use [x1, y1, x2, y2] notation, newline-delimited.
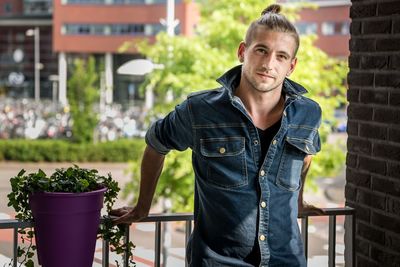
[116, 59, 164, 76]
[26, 27, 41, 102]
[117, 59, 164, 110]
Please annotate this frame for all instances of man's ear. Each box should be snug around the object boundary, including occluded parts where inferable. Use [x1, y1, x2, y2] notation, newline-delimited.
[286, 57, 298, 77]
[237, 42, 246, 63]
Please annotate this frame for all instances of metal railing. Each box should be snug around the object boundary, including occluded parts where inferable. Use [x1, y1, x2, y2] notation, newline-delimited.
[299, 207, 356, 267]
[0, 207, 355, 267]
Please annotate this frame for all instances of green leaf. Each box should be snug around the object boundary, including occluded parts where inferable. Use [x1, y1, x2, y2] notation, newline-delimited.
[26, 259, 34, 267]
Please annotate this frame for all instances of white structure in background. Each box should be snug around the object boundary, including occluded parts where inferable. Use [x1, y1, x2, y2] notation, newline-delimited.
[117, 59, 164, 110]
[26, 27, 41, 102]
[58, 52, 67, 105]
[105, 53, 114, 104]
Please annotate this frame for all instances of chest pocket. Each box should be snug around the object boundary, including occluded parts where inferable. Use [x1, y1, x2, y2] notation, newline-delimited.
[275, 127, 318, 191]
[200, 137, 247, 189]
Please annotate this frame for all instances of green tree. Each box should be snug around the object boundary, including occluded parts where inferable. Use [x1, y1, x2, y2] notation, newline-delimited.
[67, 57, 99, 144]
[123, 0, 347, 212]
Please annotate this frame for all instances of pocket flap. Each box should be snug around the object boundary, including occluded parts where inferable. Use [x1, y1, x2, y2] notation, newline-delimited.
[286, 137, 317, 155]
[286, 125, 319, 155]
[200, 137, 245, 157]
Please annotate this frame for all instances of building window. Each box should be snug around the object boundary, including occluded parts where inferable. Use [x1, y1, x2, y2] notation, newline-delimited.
[295, 22, 317, 35]
[64, 0, 180, 4]
[4, 2, 12, 13]
[110, 24, 145, 35]
[64, 23, 166, 36]
[321, 21, 349, 36]
[341, 22, 350, 35]
[65, 24, 92, 35]
[112, 0, 145, 3]
[66, 0, 105, 3]
[23, 0, 52, 14]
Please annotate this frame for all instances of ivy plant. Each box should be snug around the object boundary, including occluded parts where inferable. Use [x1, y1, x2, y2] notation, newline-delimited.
[6, 165, 135, 267]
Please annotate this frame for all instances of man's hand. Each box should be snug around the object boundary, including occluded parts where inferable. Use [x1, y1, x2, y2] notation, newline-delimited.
[298, 201, 325, 217]
[109, 145, 165, 225]
[109, 206, 149, 225]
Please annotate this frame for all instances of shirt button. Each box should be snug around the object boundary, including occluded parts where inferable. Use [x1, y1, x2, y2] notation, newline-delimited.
[219, 147, 226, 154]
[260, 170, 265, 176]
[253, 140, 259, 145]
[261, 201, 267, 208]
[272, 139, 277, 145]
[259, 235, 266, 241]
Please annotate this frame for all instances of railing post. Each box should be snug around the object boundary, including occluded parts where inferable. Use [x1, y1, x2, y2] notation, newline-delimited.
[352, 212, 356, 267]
[328, 215, 336, 267]
[185, 220, 192, 267]
[102, 238, 109, 267]
[13, 227, 18, 267]
[124, 224, 130, 267]
[155, 221, 162, 267]
[301, 216, 308, 261]
[344, 211, 356, 267]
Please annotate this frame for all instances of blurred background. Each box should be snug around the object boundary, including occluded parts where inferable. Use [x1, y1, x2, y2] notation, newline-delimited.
[0, 0, 350, 266]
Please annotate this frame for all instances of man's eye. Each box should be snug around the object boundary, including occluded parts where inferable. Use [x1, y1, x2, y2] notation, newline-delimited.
[256, 49, 267, 54]
[277, 55, 288, 60]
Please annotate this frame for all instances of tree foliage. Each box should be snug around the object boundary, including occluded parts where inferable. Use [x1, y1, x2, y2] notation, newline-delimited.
[124, 0, 347, 212]
[67, 57, 99, 144]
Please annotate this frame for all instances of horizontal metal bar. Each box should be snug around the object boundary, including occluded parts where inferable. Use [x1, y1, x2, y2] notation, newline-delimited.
[298, 206, 355, 218]
[140, 213, 194, 222]
[0, 219, 33, 229]
[1, 213, 194, 231]
[1, 208, 354, 230]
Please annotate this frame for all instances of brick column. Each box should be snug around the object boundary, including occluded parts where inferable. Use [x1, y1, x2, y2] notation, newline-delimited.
[346, 1, 400, 266]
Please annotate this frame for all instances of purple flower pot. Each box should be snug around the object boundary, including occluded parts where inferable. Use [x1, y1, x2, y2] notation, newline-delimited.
[29, 187, 107, 267]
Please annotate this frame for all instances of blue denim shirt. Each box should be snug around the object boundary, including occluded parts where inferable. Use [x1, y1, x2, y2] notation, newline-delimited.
[146, 65, 321, 267]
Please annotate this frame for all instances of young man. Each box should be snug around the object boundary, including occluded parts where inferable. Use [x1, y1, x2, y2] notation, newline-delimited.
[111, 4, 323, 266]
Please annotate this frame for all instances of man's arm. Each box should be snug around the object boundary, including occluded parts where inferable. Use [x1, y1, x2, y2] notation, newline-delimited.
[110, 145, 165, 224]
[298, 155, 325, 217]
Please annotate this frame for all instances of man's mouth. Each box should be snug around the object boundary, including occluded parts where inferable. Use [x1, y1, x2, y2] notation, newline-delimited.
[257, 72, 274, 79]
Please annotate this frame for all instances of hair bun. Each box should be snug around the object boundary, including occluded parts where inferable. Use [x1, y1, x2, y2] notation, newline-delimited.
[261, 4, 281, 15]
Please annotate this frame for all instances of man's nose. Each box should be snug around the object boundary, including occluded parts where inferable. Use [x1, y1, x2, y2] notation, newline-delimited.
[262, 54, 275, 68]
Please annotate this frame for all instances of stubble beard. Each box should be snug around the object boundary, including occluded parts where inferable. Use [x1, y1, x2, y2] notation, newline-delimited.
[243, 69, 279, 94]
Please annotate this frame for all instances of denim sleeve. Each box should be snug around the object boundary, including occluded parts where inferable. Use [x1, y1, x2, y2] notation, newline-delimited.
[313, 105, 322, 154]
[145, 99, 193, 155]
[313, 131, 321, 154]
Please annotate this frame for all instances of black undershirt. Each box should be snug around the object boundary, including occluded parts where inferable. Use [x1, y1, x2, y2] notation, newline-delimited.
[257, 118, 282, 166]
[244, 118, 282, 266]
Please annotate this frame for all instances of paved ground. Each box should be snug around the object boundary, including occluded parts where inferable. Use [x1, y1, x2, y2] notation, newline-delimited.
[0, 160, 347, 267]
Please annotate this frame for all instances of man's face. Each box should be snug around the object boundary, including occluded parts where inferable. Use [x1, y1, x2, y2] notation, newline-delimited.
[238, 27, 297, 94]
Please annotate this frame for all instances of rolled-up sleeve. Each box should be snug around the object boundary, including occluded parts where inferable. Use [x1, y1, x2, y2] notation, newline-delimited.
[145, 99, 193, 155]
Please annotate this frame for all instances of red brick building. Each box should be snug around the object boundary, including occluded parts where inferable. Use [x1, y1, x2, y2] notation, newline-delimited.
[1, 0, 350, 105]
[0, 0, 198, 104]
[280, 0, 351, 58]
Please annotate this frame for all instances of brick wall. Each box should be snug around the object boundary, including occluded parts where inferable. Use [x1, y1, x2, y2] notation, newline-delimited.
[346, 1, 400, 266]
